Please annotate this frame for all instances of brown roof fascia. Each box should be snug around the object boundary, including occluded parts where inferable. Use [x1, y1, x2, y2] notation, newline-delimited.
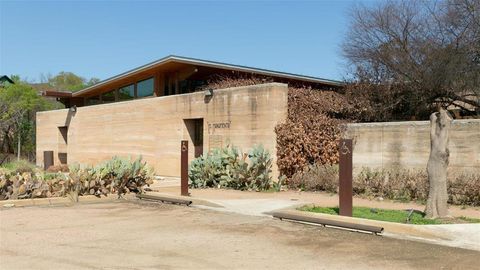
[42, 90, 73, 98]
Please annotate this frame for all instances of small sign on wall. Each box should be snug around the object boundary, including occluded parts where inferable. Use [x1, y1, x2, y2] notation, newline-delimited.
[207, 120, 231, 134]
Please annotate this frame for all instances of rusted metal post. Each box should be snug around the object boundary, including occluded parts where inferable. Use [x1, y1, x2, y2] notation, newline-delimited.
[181, 140, 189, 196]
[339, 139, 353, 216]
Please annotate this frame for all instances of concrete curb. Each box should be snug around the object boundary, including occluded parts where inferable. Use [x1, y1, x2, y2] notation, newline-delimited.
[0, 192, 221, 209]
[271, 209, 480, 252]
[142, 192, 224, 208]
[1, 194, 136, 208]
[274, 209, 449, 240]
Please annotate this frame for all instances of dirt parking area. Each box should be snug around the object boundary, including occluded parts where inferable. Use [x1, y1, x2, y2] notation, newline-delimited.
[1, 200, 478, 270]
[155, 185, 480, 218]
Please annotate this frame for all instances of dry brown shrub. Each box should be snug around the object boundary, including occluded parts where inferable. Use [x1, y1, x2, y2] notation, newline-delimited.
[200, 74, 273, 90]
[289, 164, 338, 192]
[343, 82, 437, 121]
[290, 165, 480, 206]
[275, 87, 353, 179]
[353, 168, 429, 202]
[355, 169, 480, 206]
[46, 164, 69, 173]
[449, 173, 480, 206]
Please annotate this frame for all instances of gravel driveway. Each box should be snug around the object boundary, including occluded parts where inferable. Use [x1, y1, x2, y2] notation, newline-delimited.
[1, 200, 478, 270]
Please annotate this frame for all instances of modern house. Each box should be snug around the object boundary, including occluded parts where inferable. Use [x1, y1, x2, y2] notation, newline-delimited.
[37, 55, 342, 179]
[0, 75, 14, 88]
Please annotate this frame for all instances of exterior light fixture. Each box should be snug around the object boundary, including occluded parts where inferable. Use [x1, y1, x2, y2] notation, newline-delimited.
[204, 89, 213, 97]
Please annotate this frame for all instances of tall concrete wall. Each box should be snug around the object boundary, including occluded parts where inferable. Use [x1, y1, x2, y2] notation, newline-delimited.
[36, 83, 288, 179]
[345, 120, 480, 173]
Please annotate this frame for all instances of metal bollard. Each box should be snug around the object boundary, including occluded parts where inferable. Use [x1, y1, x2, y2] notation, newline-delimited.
[339, 139, 353, 216]
[181, 140, 189, 196]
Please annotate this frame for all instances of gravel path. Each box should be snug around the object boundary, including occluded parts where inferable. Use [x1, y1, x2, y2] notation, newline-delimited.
[1, 201, 478, 269]
[154, 185, 480, 218]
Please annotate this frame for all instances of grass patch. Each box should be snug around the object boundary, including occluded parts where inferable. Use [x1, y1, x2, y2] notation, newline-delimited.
[299, 206, 480, 225]
[458, 216, 480, 223]
[0, 159, 37, 174]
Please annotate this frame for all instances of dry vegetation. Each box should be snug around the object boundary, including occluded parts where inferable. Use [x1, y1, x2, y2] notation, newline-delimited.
[275, 87, 357, 178]
[290, 164, 480, 206]
[343, 0, 480, 119]
[199, 74, 274, 91]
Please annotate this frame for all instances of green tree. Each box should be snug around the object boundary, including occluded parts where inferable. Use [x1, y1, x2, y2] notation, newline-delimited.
[87, 77, 100, 86]
[0, 81, 60, 162]
[47, 71, 84, 91]
[47, 71, 100, 92]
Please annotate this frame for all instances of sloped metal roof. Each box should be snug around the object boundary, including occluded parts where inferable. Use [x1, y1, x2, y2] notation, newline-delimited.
[73, 55, 343, 97]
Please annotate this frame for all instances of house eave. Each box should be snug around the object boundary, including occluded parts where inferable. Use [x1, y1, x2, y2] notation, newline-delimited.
[72, 55, 344, 97]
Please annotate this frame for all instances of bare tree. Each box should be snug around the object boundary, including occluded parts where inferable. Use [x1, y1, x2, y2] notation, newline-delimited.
[343, 0, 480, 119]
[425, 108, 452, 218]
[343, 0, 478, 217]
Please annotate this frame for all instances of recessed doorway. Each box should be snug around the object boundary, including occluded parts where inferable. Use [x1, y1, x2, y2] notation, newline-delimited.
[58, 126, 68, 164]
[184, 118, 204, 158]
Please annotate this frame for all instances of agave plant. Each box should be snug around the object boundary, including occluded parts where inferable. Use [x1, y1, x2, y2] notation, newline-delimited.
[188, 144, 272, 191]
[65, 156, 154, 199]
[245, 145, 272, 191]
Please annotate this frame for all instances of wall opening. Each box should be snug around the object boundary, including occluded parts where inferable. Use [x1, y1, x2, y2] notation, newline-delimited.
[58, 126, 68, 164]
[184, 119, 204, 158]
[43, 151, 54, 170]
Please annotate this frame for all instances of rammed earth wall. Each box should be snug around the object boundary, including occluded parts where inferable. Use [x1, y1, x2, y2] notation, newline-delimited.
[36, 83, 288, 179]
[346, 120, 480, 174]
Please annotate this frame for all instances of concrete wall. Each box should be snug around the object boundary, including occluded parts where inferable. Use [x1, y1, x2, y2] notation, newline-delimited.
[36, 83, 288, 179]
[345, 120, 480, 173]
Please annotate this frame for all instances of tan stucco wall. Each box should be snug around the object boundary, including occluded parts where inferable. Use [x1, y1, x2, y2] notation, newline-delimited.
[36, 83, 288, 179]
[345, 120, 480, 173]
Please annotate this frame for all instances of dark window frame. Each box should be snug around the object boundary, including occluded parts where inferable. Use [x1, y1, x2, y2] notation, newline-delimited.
[101, 89, 117, 103]
[136, 77, 154, 98]
[86, 95, 102, 106]
[118, 83, 136, 101]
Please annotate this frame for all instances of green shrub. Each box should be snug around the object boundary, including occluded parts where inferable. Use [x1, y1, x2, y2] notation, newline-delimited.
[189, 145, 272, 191]
[0, 159, 38, 174]
[188, 145, 243, 188]
[245, 145, 272, 191]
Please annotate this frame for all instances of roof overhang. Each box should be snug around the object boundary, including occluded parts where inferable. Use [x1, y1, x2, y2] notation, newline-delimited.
[42, 90, 73, 98]
[72, 55, 344, 97]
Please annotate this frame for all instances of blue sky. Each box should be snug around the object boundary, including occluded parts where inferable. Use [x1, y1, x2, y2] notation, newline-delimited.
[0, 0, 373, 82]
